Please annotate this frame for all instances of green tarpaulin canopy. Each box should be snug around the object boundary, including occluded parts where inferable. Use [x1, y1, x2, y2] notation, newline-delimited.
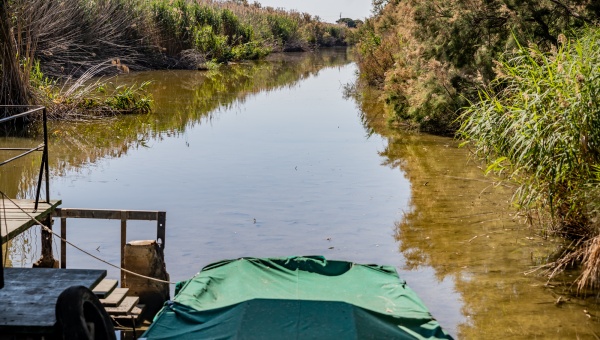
[142, 256, 452, 339]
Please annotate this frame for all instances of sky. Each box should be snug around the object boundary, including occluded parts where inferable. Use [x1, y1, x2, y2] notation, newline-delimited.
[254, 0, 373, 23]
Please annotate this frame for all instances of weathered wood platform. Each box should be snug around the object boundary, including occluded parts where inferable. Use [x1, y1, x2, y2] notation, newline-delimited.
[0, 267, 105, 335]
[0, 199, 61, 244]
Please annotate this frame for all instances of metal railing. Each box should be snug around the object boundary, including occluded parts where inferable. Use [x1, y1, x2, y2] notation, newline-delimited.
[0, 105, 50, 289]
[53, 208, 166, 284]
[0, 105, 50, 210]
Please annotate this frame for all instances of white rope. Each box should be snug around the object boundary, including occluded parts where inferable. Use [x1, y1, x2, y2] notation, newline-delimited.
[0, 192, 176, 285]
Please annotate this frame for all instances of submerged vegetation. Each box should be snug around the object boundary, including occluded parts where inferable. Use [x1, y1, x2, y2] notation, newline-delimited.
[0, 0, 351, 118]
[353, 0, 600, 290]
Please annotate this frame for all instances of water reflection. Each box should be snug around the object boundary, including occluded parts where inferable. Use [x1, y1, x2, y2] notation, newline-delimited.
[3, 50, 352, 198]
[355, 88, 600, 338]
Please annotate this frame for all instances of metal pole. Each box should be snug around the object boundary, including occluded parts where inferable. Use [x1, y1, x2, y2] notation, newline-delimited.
[33, 107, 49, 211]
[33, 151, 45, 211]
[43, 107, 49, 203]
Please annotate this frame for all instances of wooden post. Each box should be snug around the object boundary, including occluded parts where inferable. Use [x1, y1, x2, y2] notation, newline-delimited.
[34, 215, 57, 268]
[120, 210, 127, 285]
[123, 240, 169, 320]
[60, 216, 67, 269]
[157, 211, 166, 250]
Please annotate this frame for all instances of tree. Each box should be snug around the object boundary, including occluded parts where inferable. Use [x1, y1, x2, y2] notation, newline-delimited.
[336, 18, 359, 28]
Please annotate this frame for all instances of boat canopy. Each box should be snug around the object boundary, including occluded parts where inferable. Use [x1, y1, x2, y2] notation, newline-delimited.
[142, 256, 452, 339]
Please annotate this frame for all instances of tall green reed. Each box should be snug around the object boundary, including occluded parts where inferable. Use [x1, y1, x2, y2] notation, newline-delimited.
[459, 28, 600, 288]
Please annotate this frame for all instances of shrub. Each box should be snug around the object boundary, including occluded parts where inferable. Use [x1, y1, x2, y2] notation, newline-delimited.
[266, 14, 298, 45]
[353, 0, 598, 133]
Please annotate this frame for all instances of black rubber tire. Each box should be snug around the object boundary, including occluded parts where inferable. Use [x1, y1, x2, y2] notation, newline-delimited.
[55, 285, 116, 340]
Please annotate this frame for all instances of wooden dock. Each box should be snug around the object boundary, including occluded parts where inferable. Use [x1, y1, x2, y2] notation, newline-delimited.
[0, 199, 61, 244]
[0, 267, 105, 336]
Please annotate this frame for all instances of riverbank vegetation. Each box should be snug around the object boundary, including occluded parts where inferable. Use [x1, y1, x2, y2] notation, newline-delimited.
[0, 0, 351, 118]
[354, 0, 598, 134]
[460, 29, 600, 291]
[353, 0, 600, 290]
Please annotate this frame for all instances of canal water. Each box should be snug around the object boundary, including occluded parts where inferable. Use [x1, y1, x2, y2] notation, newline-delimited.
[2, 49, 599, 338]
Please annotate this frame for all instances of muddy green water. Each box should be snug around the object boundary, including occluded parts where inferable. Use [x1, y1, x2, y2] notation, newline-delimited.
[1, 49, 599, 338]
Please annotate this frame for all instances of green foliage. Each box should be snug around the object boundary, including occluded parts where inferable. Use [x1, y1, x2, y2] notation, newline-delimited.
[58, 81, 153, 116]
[266, 14, 298, 43]
[231, 41, 271, 60]
[353, 0, 599, 133]
[149, 0, 267, 61]
[354, 21, 394, 87]
[192, 25, 231, 61]
[8, 0, 350, 85]
[220, 9, 252, 44]
[29, 60, 55, 97]
[301, 22, 348, 48]
[147, 0, 348, 62]
[459, 29, 600, 236]
[194, 5, 221, 28]
[336, 18, 361, 28]
[151, 0, 201, 53]
[103, 81, 153, 114]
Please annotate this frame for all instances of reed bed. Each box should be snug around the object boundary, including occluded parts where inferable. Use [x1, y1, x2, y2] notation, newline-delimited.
[459, 29, 600, 290]
[0, 0, 351, 118]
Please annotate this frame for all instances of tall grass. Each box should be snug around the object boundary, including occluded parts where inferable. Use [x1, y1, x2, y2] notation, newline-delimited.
[0, 0, 155, 118]
[14, 0, 152, 77]
[0, 1, 34, 110]
[459, 29, 600, 290]
[149, 0, 264, 63]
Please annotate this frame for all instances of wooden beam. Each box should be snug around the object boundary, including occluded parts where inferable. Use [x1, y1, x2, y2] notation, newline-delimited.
[54, 208, 163, 221]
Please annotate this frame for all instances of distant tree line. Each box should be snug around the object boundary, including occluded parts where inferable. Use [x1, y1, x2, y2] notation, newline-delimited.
[336, 18, 363, 28]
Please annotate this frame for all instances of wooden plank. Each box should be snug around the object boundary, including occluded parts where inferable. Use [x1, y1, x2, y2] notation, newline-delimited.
[0, 199, 61, 244]
[0, 268, 106, 335]
[112, 305, 145, 328]
[104, 296, 139, 315]
[100, 288, 129, 307]
[92, 279, 118, 299]
[54, 208, 161, 221]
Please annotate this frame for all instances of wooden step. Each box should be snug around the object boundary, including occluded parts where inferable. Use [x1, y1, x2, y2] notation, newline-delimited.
[104, 296, 139, 315]
[99, 287, 129, 307]
[112, 305, 146, 328]
[92, 279, 118, 299]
